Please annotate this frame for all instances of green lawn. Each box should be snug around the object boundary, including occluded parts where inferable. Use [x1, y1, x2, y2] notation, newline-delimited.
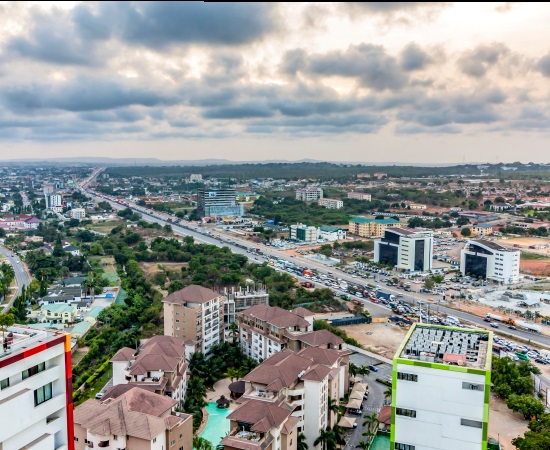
[521, 252, 550, 260]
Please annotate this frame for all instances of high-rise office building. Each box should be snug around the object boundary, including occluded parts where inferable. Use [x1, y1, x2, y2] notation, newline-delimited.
[374, 228, 433, 272]
[0, 325, 73, 450]
[197, 188, 243, 218]
[391, 323, 492, 450]
[460, 239, 520, 284]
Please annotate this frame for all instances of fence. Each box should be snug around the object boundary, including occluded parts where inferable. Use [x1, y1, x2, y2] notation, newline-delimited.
[331, 316, 372, 327]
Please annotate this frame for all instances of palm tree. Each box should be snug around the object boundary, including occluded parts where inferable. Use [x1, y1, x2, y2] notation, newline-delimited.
[355, 441, 369, 450]
[383, 386, 392, 400]
[193, 436, 213, 450]
[297, 432, 308, 450]
[332, 425, 346, 447]
[314, 428, 336, 450]
[228, 322, 239, 344]
[327, 397, 340, 424]
[362, 412, 380, 442]
[224, 367, 240, 382]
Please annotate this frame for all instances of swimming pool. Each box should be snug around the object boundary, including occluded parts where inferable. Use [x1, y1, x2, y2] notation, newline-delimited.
[369, 432, 390, 450]
[200, 402, 231, 447]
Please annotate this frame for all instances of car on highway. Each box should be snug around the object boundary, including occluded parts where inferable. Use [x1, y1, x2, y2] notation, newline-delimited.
[368, 365, 379, 372]
[490, 323, 499, 328]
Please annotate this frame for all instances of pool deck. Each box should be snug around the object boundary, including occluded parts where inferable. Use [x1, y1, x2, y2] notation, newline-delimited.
[196, 378, 238, 436]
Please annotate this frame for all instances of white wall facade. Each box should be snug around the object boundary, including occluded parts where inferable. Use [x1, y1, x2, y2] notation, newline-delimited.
[0, 343, 69, 450]
[303, 378, 328, 450]
[460, 241, 520, 284]
[393, 363, 487, 450]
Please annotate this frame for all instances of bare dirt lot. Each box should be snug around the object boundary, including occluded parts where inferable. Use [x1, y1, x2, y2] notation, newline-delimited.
[520, 259, 550, 276]
[496, 236, 550, 253]
[141, 262, 188, 276]
[488, 395, 528, 450]
[339, 322, 408, 358]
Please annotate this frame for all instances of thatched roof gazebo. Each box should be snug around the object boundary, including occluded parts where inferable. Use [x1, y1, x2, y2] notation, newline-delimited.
[217, 395, 231, 409]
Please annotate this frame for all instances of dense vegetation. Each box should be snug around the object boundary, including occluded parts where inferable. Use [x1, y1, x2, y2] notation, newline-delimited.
[105, 162, 550, 181]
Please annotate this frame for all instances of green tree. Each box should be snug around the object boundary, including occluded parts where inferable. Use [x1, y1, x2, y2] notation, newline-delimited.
[423, 277, 435, 291]
[297, 432, 309, 450]
[228, 321, 239, 344]
[193, 436, 213, 450]
[314, 428, 337, 450]
[223, 367, 241, 382]
[461, 227, 472, 237]
[0, 313, 15, 344]
[507, 394, 545, 420]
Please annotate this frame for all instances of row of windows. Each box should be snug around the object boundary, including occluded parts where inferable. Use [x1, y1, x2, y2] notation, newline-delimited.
[396, 372, 484, 392]
[1, 362, 47, 390]
[395, 444, 415, 450]
[396, 407, 482, 429]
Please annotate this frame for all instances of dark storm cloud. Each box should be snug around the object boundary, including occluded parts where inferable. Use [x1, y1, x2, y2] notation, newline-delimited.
[537, 52, 550, 77]
[203, 104, 274, 119]
[1, 77, 178, 113]
[77, 2, 277, 49]
[285, 44, 408, 91]
[399, 43, 433, 71]
[6, 9, 99, 65]
[457, 43, 509, 78]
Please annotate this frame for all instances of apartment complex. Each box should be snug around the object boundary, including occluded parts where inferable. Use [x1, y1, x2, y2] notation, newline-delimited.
[222, 346, 350, 450]
[70, 208, 86, 219]
[111, 335, 193, 407]
[163, 285, 224, 353]
[472, 223, 494, 236]
[74, 385, 193, 450]
[460, 239, 520, 284]
[318, 226, 347, 241]
[374, 228, 433, 272]
[46, 193, 63, 212]
[0, 325, 73, 450]
[290, 223, 318, 242]
[317, 198, 343, 209]
[222, 285, 269, 325]
[238, 305, 346, 362]
[392, 324, 492, 450]
[347, 192, 372, 201]
[295, 188, 323, 202]
[197, 188, 244, 218]
[348, 217, 403, 237]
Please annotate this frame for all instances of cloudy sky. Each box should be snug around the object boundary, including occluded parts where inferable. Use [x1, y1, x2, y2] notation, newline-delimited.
[1, 2, 550, 163]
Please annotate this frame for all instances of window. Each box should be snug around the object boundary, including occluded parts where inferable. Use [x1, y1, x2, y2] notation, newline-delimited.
[394, 444, 415, 450]
[462, 382, 483, 391]
[1, 377, 9, 390]
[171, 439, 176, 446]
[153, 438, 157, 443]
[396, 408, 416, 418]
[74, 437, 79, 442]
[23, 362, 46, 380]
[34, 383, 53, 406]
[113, 435, 118, 440]
[397, 372, 418, 382]
[461, 418, 482, 428]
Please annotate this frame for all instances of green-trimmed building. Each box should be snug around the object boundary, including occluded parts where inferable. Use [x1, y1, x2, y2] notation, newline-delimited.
[391, 323, 492, 450]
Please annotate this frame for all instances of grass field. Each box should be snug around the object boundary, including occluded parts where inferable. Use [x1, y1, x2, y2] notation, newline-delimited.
[521, 252, 550, 260]
[86, 219, 125, 234]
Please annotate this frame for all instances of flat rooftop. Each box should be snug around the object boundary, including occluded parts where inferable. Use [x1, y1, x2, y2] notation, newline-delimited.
[399, 324, 490, 370]
[0, 325, 66, 361]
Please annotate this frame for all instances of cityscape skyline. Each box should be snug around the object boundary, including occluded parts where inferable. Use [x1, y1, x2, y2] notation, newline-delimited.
[0, 2, 550, 163]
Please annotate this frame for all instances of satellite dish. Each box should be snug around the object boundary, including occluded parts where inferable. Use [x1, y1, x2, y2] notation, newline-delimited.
[457, 360, 464, 366]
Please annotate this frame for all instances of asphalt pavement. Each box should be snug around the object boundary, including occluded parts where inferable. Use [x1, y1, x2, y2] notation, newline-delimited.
[81, 175, 550, 350]
[0, 244, 31, 313]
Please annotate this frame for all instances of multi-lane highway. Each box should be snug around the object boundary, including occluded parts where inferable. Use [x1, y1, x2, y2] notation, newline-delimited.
[0, 245, 31, 313]
[81, 174, 550, 349]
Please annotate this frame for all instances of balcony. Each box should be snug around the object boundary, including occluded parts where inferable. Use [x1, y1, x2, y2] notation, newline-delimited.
[221, 428, 274, 450]
[243, 388, 276, 402]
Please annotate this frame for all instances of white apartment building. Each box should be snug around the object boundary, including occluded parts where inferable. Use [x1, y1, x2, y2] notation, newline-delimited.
[0, 325, 73, 450]
[225, 346, 350, 450]
[70, 208, 86, 219]
[347, 192, 372, 201]
[374, 228, 433, 272]
[110, 335, 192, 407]
[296, 188, 323, 202]
[290, 223, 319, 242]
[163, 285, 224, 353]
[46, 194, 63, 212]
[239, 305, 347, 369]
[392, 324, 492, 450]
[317, 198, 344, 209]
[189, 173, 203, 182]
[460, 239, 520, 284]
[222, 285, 269, 325]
